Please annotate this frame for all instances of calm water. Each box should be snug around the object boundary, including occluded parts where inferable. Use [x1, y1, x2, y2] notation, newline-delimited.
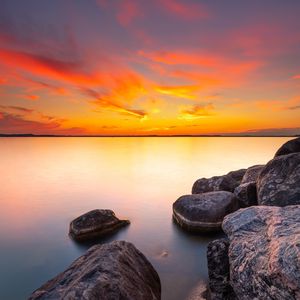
[0, 137, 291, 300]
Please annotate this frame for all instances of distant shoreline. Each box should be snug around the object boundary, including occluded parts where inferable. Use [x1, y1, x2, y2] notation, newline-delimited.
[0, 134, 299, 138]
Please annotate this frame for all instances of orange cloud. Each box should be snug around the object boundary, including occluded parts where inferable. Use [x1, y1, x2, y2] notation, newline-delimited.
[293, 75, 300, 79]
[0, 48, 105, 86]
[178, 103, 215, 120]
[155, 85, 200, 99]
[83, 88, 147, 119]
[255, 96, 300, 111]
[24, 94, 39, 101]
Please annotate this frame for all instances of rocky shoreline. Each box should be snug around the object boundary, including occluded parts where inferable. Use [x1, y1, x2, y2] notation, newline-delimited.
[28, 137, 300, 299]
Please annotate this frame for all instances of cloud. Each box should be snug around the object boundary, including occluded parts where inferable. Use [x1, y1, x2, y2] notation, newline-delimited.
[255, 96, 300, 111]
[178, 103, 215, 120]
[154, 85, 199, 99]
[116, 0, 142, 26]
[0, 48, 105, 86]
[83, 88, 148, 119]
[293, 75, 300, 79]
[159, 0, 209, 20]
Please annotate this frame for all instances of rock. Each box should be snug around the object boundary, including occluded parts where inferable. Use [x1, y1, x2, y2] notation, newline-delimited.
[192, 169, 246, 194]
[275, 137, 300, 157]
[257, 153, 300, 206]
[69, 209, 130, 241]
[186, 281, 209, 300]
[207, 239, 236, 300]
[223, 205, 300, 300]
[29, 241, 161, 300]
[173, 192, 238, 232]
[241, 164, 264, 184]
[234, 182, 257, 208]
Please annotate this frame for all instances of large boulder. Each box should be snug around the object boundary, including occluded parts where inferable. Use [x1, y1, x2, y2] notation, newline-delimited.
[29, 241, 161, 300]
[207, 239, 236, 300]
[257, 153, 300, 206]
[223, 206, 300, 300]
[234, 182, 257, 208]
[173, 192, 238, 232]
[69, 209, 130, 241]
[275, 137, 300, 157]
[192, 169, 246, 194]
[241, 165, 264, 184]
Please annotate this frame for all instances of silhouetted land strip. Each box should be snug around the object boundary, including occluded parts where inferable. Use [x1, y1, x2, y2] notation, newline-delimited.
[0, 133, 299, 138]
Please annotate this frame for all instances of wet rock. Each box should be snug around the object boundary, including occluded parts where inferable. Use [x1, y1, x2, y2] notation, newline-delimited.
[173, 192, 238, 232]
[223, 205, 300, 300]
[192, 169, 246, 194]
[257, 153, 300, 206]
[29, 241, 161, 300]
[69, 209, 130, 241]
[234, 181, 257, 208]
[241, 164, 264, 184]
[275, 137, 300, 157]
[186, 281, 209, 300]
[207, 239, 236, 300]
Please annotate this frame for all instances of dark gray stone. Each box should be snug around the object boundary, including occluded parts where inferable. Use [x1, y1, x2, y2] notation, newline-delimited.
[223, 206, 300, 300]
[69, 209, 130, 241]
[257, 153, 300, 206]
[241, 165, 264, 184]
[29, 241, 161, 300]
[234, 182, 257, 208]
[207, 239, 236, 300]
[275, 137, 300, 157]
[192, 169, 246, 194]
[173, 192, 238, 232]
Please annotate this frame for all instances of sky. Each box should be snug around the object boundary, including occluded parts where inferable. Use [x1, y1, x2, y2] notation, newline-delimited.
[0, 0, 300, 136]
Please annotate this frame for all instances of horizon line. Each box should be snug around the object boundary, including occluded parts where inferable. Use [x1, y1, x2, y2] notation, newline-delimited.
[0, 133, 299, 138]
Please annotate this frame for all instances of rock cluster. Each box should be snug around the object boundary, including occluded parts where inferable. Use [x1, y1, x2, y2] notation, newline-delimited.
[205, 137, 300, 300]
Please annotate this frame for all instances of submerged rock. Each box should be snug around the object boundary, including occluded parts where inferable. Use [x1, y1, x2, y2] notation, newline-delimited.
[223, 206, 300, 300]
[241, 164, 264, 184]
[69, 209, 130, 241]
[29, 241, 161, 300]
[234, 181, 257, 208]
[192, 169, 246, 194]
[173, 192, 238, 232]
[275, 137, 300, 157]
[257, 153, 300, 206]
[207, 239, 236, 300]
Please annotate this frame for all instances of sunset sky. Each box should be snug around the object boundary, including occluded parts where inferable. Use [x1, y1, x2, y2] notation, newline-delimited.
[0, 0, 300, 135]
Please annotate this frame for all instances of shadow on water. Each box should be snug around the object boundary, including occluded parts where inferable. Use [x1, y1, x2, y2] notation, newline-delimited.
[70, 225, 131, 251]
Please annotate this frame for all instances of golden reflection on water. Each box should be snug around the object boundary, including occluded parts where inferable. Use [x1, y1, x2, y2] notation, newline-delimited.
[0, 137, 291, 240]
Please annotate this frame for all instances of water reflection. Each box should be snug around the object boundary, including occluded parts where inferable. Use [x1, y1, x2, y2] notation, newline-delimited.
[0, 137, 291, 299]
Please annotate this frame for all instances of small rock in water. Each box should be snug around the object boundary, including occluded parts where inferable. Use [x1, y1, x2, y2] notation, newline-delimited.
[159, 250, 169, 258]
[28, 241, 161, 300]
[69, 209, 130, 241]
[186, 281, 209, 300]
[173, 191, 238, 232]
